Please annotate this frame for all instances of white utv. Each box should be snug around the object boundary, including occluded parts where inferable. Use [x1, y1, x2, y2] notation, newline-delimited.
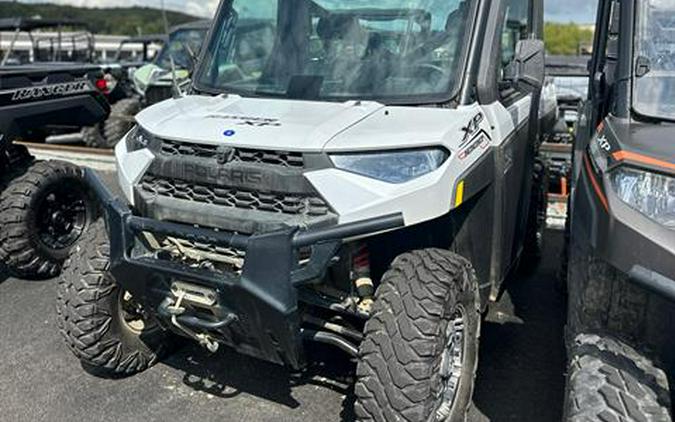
[57, 0, 546, 420]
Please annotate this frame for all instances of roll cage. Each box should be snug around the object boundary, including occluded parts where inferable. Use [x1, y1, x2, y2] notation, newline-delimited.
[0, 18, 95, 66]
[112, 34, 167, 64]
[153, 20, 211, 71]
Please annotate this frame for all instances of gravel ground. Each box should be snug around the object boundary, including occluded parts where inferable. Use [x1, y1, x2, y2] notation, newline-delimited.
[0, 171, 567, 422]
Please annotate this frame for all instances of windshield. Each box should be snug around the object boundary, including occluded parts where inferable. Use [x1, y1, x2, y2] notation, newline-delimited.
[195, 0, 473, 102]
[633, 0, 675, 120]
[155, 28, 207, 70]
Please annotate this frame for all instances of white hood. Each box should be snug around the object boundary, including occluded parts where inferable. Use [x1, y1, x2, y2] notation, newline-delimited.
[136, 95, 484, 153]
[136, 95, 385, 151]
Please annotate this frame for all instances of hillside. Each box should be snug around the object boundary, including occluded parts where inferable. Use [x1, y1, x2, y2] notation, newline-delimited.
[0, 1, 200, 36]
[545, 22, 594, 55]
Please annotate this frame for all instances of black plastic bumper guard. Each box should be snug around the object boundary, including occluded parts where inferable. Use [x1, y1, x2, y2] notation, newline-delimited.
[84, 169, 404, 368]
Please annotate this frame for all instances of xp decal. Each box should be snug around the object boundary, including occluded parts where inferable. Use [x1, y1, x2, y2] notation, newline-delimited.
[459, 112, 485, 148]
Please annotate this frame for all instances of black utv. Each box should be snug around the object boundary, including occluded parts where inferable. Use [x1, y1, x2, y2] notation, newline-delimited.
[564, 0, 675, 420]
[0, 64, 109, 278]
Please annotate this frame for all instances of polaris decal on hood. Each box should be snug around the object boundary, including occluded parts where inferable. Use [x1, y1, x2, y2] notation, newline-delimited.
[207, 114, 282, 127]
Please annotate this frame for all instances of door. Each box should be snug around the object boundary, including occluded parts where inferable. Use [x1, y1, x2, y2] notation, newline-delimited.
[498, 0, 540, 271]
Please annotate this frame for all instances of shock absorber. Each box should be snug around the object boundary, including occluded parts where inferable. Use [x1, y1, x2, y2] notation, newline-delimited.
[352, 243, 374, 314]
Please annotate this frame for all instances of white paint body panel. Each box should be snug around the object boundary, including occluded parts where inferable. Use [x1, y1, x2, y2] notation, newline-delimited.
[123, 95, 531, 226]
[115, 139, 154, 205]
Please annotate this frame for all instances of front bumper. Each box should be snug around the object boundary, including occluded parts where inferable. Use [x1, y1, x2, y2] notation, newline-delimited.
[573, 158, 675, 301]
[85, 169, 403, 368]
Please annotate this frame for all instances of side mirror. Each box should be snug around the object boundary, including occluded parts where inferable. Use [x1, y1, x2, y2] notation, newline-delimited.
[504, 39, 545, 93]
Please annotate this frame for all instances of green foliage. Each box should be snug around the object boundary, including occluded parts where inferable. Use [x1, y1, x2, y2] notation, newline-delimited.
[545, 22, 594, 56]
[0, 1, 199, 36]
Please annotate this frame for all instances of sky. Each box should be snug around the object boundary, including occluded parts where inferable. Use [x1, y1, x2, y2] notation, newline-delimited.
[16, 0, 600, 23]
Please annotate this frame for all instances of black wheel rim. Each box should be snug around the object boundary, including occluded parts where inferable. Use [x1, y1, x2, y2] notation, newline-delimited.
[434, 306, 467, 421]
[36, 184, 88, 251]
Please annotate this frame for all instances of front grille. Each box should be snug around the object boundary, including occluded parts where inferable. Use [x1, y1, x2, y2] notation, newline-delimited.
[140, 175, 330, 217]
[159, 139, 304, 168]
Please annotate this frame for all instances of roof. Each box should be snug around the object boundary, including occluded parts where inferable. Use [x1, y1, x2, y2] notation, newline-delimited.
[0, 17, 90, 32]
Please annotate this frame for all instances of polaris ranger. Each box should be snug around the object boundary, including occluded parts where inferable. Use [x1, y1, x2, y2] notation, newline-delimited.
[57, 1, 547, 420]
[98, 21, 211, 149]
[107, 34, 167, 65]
[564, 0, 675, 420]
[0, 64, 109, 278]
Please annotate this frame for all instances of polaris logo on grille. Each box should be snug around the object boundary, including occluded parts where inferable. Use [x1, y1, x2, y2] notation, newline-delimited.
[183, 163, 264, 185]
[9, 81, 91, 102]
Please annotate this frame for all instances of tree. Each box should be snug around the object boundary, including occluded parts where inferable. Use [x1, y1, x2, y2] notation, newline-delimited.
[545, 22, 594, 56]
[0, 2, 198, 36]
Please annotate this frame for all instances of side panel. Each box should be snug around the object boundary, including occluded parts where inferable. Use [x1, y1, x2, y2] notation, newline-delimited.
[482, 96, 534, 294]
[500, 117, 532, 268]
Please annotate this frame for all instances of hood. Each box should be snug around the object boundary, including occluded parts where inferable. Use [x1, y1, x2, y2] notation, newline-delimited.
[136, 95, 483, 153]
[136, 95, 386, 151]
[606, 116, 675, 175]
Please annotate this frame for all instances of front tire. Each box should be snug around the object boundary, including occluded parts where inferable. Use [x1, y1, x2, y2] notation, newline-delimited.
[0, 160, 96, 279]
[56, 219, 176, 376]
[355, 249, 481, 422]
[564, 333, 671, 422]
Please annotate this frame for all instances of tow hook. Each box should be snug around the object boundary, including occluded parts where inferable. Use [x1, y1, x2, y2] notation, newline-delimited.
[158, 294, 238, 353]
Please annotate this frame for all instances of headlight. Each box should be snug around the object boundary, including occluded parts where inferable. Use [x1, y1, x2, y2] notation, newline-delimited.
[330, 148, 449, 184]
[125, 125, 155, 152]
[610, 167, 675, 229]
